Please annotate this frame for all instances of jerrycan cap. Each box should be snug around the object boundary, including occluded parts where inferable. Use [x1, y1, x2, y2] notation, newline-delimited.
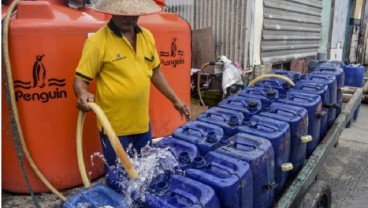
[228, 116, 240, 127]
[281, 163, 294, 172]
[301, 135, 313, 143]
[192, 156, 207, 169]
[178, 151, 191, 164]
[219, 136, 230, 146]
[155, 181, 169, 196]
[248, 101, 258, 109]
[267, 90, 276, 98]
[206, 132, 218, 143]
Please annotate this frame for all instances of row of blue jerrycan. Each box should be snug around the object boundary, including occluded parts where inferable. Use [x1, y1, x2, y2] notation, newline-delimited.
[98, 61, 351, 208]
[142, 94, 299, 206]
[140, 62, 349, 208]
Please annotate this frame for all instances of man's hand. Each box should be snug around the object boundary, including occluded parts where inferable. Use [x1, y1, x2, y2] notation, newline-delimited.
[74, 78, 94, 112]
[173, 101, 191, 121]
[151, 68, 191, 121]
[76, 91, 95, 112]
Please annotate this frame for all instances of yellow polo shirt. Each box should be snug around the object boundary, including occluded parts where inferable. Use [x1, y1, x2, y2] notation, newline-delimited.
[75, 20, 160, 135]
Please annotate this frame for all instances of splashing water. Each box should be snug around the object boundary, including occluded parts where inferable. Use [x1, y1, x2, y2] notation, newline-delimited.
[90, 152, 109, 167]
[106, 144, 179, 207]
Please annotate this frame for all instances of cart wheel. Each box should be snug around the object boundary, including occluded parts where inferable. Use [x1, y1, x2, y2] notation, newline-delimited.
[299, 180, 332, 208]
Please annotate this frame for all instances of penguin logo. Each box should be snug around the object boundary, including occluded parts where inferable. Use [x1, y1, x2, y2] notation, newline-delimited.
[32, 54, 46, 88]
[171, 38, 177, 57]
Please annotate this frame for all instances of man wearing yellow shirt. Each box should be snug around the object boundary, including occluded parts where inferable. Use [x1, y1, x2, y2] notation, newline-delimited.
[73, 0, 190, 173]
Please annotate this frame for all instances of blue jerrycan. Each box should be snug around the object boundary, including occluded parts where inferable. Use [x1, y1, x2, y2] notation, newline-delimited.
[156, 137, 199, 171]
[197, 107, 245, 137]
[218, 95, 262, 123]
[344, 64, 365, 87]
[278, 91, 324, 157]
[239, 86, 280, 110]
[304, 72, 338, 128]
[290, 80, 329, 139]
[236, 115, 291, 195]
[259, 102, 310, 178]
[172, 121, 223, 156]
[254, 78, 291, 98]
[273, 69, 302, 82]
[215, 133, 275, 208]
[62, 183, 128, 208]
[314, 62, 345, 115]
[344, 64, 365, 120]
[185, 151, 253, 208]
[145, 174, 221, 208]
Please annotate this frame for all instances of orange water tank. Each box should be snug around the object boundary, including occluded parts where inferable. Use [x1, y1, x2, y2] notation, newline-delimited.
[2, 0, 191, 193]
[140, 13, 191, 137]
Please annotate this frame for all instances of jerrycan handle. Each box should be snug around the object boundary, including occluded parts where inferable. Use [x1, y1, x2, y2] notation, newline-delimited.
[242, 89, 266, 96]
[250, 121, 279, 132]
[184, 126, 206, 137]
[171, 188, 199, 204]
[289, 94, 313, 102]
[300, 85, 319, 91]
[227, 99, 247, 108]
[320, 67, 336, 72]
[272, 108, 297, 116]
[210, 161, 234, 175]
[203, 112, 227, 122]
[234, 140, 258, 150]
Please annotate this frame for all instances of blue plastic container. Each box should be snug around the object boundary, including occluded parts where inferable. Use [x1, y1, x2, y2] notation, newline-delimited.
[308, 60, 345, 75]
[254, 78, 291, 98]
[239, 86, 279, 110]
[172, 121, 224, 156]
[273, 69, 303, 82]
[344, 64, 365, 120]
[215, 133, 275, 208]
[290, 80, 329, 139]
[236, 115, 290, 195]
[145, 174, 221, 208]
[304, 72, 338, 128]
[313, 62, 345, 115]
[197, 107, 245, 137]
[218, 95, 262, 123]
[185, 151, 253, 208]
[344, 64, 365, 87]
[156, 137, 199, 170]
[62, 183, 128, 208]
[278, 91, 324, 157]
[259, 102, 309, 178]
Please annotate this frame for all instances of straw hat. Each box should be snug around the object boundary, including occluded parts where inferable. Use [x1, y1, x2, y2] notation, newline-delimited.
[93, 0, 161, 16]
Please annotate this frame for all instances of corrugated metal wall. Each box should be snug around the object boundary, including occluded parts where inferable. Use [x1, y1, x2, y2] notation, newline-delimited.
[261, 0, 323, 64]
[164, 0, 249, 66]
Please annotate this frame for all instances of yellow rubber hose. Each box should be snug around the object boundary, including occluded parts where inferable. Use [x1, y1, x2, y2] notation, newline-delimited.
[77, 102, 138, 187]
[76, 110, 90, 188]
[248, 74, 295, 87]
[2, 0, 67, 201]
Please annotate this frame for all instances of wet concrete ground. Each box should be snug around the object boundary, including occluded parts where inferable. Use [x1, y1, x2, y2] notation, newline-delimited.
[2, 104, 368, 208]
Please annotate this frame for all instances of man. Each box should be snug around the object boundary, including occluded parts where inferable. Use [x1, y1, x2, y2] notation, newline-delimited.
[73, 0, 190, 173]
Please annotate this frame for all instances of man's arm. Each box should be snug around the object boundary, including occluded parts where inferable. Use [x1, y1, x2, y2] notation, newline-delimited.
[73, 77, 95, 112]
[151, 68, 191, 121]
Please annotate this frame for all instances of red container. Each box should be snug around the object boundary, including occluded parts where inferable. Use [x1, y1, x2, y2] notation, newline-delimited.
[2, 0, 191, 193]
